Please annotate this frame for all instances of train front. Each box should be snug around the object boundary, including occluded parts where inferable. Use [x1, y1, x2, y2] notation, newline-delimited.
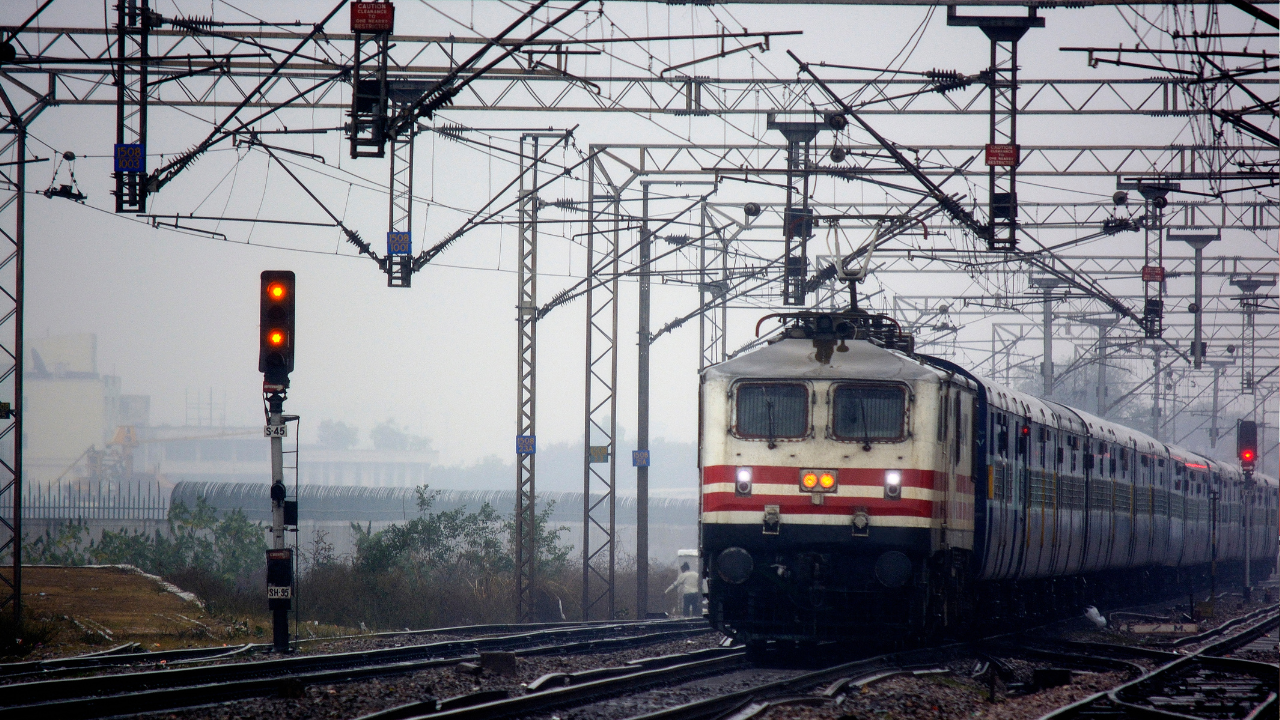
[699, 319, 954, 644]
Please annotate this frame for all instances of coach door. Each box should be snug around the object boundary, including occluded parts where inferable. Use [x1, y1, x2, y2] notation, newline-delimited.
[1012, 415, 1032, 579]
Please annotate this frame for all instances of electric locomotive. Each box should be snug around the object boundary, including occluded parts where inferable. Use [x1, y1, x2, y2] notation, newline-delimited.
[699, 311, 1278, 645]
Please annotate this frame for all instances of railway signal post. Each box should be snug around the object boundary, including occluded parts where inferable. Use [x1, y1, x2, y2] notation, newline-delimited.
[260, 271, 296, 652]
[1238, 419, 1257, 602]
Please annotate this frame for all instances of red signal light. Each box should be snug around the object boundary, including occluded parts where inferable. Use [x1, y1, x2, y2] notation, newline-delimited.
[1240, 449, 1255, 463]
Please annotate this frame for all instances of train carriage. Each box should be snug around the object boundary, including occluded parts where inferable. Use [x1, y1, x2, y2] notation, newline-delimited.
[699, 312, 1279, 646]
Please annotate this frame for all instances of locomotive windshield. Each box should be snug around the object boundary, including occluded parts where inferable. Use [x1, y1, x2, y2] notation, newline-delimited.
[832, 384, 906, 441]
[735, 383, 808, 438]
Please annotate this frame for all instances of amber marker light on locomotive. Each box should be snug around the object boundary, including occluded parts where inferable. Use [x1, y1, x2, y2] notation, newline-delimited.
[801, 471, 819, 490]
[819, 472, 836, 490]
[884, 469, 902, 499]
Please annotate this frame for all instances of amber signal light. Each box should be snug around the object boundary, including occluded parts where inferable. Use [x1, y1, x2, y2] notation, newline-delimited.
[799, 469, 837, 493]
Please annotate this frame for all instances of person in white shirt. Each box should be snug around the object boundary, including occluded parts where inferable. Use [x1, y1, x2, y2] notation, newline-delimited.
[665, 562, 700, 617]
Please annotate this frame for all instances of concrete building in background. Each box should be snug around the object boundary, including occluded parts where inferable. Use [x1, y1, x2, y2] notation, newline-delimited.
[24, 334, 149, 486]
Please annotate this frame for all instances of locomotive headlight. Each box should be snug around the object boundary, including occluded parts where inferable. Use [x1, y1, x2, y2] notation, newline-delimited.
[884, 470, 902, 500]
[734, 467, 753, 496]
[801, 471, 819, 490]
[819, 472, 836, 490]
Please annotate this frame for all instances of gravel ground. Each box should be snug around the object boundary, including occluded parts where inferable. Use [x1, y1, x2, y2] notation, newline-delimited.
[748, 668, 1129, 720]
[526, 666, 803, 720]
[151, 633, 726, 720]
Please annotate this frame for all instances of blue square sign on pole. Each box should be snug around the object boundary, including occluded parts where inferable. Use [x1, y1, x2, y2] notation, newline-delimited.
[387, 231, 412, 255]
[113, 144, 145, 173]
[632, 450, 650, 467]
[516, 435, 536, 455]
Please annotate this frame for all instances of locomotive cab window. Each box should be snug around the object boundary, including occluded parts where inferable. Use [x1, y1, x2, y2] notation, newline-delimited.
[735, 383, 809, 439]
[831, 384, 907, 442]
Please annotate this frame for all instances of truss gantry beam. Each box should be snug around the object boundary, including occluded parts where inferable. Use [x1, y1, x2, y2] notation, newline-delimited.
[705, 200, 1278, 235]
[5, 23, 1272, 120]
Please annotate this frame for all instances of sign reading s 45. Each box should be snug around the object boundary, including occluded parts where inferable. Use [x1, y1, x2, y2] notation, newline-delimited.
[264, 425, 288, 438]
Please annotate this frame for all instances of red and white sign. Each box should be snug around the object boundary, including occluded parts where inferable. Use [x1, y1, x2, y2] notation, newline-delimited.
[351, 2, 395, 33]
[1141, 265, 1165, 282]
[984, 143, 1019, 167]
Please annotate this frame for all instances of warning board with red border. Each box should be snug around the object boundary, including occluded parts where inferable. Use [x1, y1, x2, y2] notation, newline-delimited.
[351, 2, 395, 32]
[984, 144, 1019, 167]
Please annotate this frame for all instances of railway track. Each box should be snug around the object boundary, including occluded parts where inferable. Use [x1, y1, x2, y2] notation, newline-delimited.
[355, 602, 1278, 720]
[0, 617, 711, 720]
[1040, 605, 1280, 720]
[0, 618, 657, 681]
[352, 639, 970, 720]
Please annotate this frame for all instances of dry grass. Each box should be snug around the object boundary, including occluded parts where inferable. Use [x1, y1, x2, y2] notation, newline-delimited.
[4, 566, 273, 659]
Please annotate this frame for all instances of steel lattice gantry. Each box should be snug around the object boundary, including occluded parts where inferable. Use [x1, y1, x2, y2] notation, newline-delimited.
[112, 0, 151, 213]
[0, 85, 40, 627]
[582, 148, 622, 620]
[515, 133, 551, 622]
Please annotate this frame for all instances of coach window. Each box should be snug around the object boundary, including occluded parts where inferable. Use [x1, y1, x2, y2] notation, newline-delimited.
[735, 383, 809, 440]
[996, 415, 1009, 457]
[831, 384, 907, 442]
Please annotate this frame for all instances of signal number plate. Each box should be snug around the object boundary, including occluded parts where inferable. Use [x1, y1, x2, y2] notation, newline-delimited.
[264, 425, 288, 438]
[267, 586, 292, 599]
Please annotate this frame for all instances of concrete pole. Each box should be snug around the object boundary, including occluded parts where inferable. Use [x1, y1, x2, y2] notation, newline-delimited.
[1028, 276, 1062, 397]
[1042, 287, 1053, 396]
[1205, 359, 1233, 449]
[1151, 348, 1162, 441]
[1096, 324, 1107, 416]
[636, 184, 651, 619]
[1172, 234, 1217, 369]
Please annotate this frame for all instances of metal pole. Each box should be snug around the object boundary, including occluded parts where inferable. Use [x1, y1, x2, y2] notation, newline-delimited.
[1209, 484, 1217, 607]
[636, 184, 650, 620]
[268, 392, 287, 651]
[1243, 472, 1251, 600]
[11, 121, 24, 630]
[515, 134, 539, 620]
